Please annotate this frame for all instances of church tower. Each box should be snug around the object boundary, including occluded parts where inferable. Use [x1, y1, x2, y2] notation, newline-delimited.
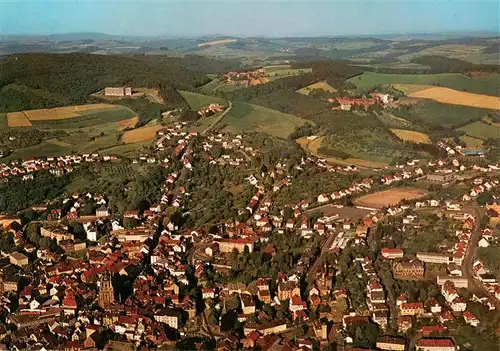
[98, 273, 114, 308]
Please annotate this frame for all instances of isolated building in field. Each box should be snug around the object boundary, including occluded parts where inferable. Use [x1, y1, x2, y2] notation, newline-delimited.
[104, 87, 132, 96]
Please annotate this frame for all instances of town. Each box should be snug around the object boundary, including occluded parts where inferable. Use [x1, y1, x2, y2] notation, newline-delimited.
[1, 2, 499, 349]
[0, 120, 498, 351]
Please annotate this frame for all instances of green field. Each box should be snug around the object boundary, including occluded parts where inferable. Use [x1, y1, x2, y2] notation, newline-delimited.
[376, 112, 414, 129]
[221, 101, 306, 138]
[179, 90, 228, 110]
[99, 141, 152, 156]
[349, 72, 500, 96]
[199, 79, 222, 95]
[4, 139, 73, 160]
[264, 66, 312, 80]
[460, 135, 484, 148]
[30, 106, 136, 130]
[396, 100, 490, 128]
[458, 121, 500, 140]
[2, 106, 143, 159]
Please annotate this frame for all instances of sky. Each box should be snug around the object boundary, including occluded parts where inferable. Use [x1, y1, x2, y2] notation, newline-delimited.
[1, 0, 499, 37]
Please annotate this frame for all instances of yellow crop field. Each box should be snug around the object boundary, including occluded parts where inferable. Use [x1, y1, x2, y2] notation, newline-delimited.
[297, 81, 338, 95]
[122, 125, 163, 144]
[390, 129, 431, 144]
[70, 104, 115, 112]
[409, 87, 500, 110]
[7, 112, 32, 127]
[24, 108, 80, 120]
[198, 39, 237, 47]
[15, 104, 117, 121]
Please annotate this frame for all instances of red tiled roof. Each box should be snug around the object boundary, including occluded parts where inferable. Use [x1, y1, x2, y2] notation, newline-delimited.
[401, 302, 423, 309]
[417, 338, 454, 347]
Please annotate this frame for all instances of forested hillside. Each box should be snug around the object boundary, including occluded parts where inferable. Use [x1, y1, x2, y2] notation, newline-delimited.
[0, 53, 239, 112]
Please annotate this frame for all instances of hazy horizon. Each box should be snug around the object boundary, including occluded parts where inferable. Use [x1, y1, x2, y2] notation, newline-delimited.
[1, 0, 499, 38]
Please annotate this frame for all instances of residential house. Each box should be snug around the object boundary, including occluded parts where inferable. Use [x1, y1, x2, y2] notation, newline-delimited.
[376, 336, 406, 351]
[416, 338, 456, 351]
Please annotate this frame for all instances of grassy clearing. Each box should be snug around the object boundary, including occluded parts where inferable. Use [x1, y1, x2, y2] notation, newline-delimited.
[376, 112, 413, 129]
[4, 140, 73, 161]
[396, 100, 490, 128]
[458, 121, 500, 140]
[390, 129, 431, 144]
[296, 81, 338, 95]
[409, 87, 500, 110]
[199, 79, 221, 95]
[99, 142, 151, 156]
[265, 67, 312, 81]
[179, 91, 227, 110]
[349, 72, 500, 96]
[221, 101, 306, 138]
[296, 136, 388, 168]
[460, 135, 484, 148]
[192, 113, 221, 133]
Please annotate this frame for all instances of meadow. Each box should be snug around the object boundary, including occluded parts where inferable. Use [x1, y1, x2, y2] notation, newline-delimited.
[458, 121, 500, 140]
[296, 81, 337, 95]
[221, 101, 306, 138]
[4, 139, 73, 161]
[296, 136, 388, 168]
[460, 135, 484, 149]
[349, 72, 500, 96]
[179, 90, 228, 110]
[395, 100, 491, 129]
[376, 112, 414, 129]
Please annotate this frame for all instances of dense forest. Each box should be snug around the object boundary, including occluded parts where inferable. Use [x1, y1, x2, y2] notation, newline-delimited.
[0, 171, 71, 214]
[0, 53, 239, 112]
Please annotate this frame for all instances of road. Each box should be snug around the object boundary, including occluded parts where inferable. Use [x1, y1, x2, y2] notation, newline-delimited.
[306, 227, 342, 286]
[187, 240, 209, 265]
[201, 100, 233, 135]
[461, 205, 500, 309]
[461, 206, 482, 283]
[237, 150, 251, 162]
